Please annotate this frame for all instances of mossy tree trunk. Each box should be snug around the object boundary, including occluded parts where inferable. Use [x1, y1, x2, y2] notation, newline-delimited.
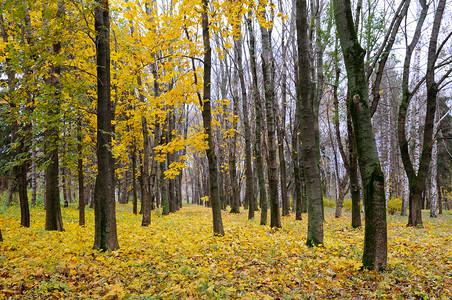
[334, 0, 387, 270]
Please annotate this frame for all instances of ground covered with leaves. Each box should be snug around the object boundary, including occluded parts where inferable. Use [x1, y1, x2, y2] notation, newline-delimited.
[0, 203, 451, 299]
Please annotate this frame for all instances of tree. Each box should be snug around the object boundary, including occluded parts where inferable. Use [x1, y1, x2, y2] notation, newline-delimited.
[246, 9, 268, 225]
[233, 31, 254, 219]
[44, 1, 64, 232]
[77, 118, 85, 226]
[260, 1, 281, 229]
[333, 0, 387, 270]
[93, 0, 119, 251]
[296, 0, 323, 246]
[201, 0, 224, 236]
[398, 0, 448, 227]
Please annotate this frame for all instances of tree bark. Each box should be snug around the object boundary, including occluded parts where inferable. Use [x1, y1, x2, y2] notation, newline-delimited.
[229, 63, 241, 213]
[234, 34, 255, 219]
[430, 101, 439, 218]
[93, 0, 119, 251]
[202, 0, 224, 235]
[78, 118, 85, 226]
[297, 0, 323, 245]
[247, 11, 267, 225]
[398, 0, 446, 227]
[131, 145, 138, 215]
[334, 0, 387, 270]
[1, 10, 29, 226]
[348, 105, 362, 228]
[45, 2, 64, 232]
[139, 77, 151, 226]
[278, 0, 289, 217]
[31, 140, 37, 206]
[260, 3, 281, 229]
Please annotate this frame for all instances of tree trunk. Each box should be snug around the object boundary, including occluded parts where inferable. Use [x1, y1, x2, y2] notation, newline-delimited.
[140, 90, 151, 226]
[229, 73, 240, 213]
[45, 2, 64, 231]
[161, 158, 169, 215]
[235, 34, 255, 219]
[119, 168, 128, 204]
[247, 11, 267, 225]
[332, 54, 352, 220]
[278, 0, 289, 217]
[348, 102, 362, 228]
[31, 140, 37, 206]
[398, 0, 445, 227]
[78, 118, 85, 226]
[430, 102, 438, 218]
[62, 167, 69, 208]
[260, 3, 281, 229]
[131, 146, 138, 215]
[201, 0, 224, 235]
[334, 0, 387, 270]
[297, 0, 323, 245]
[93, 0, 119, 251]
[1, 12, 29, 225]
[6, 171, 14, 207]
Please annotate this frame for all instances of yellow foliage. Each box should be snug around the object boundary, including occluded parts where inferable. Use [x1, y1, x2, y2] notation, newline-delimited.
[1, 205, 451, 299]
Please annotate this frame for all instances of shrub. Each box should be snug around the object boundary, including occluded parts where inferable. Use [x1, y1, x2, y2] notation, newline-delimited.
[323, 198, 335, 208]
[387, 197, 403, 215]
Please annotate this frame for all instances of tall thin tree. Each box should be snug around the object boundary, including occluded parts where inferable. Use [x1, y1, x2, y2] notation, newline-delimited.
[297, 0, 323, 245]
[201, 0, 224, 236]
[93, 0, 119, 251]
[334, 0, 387, 270]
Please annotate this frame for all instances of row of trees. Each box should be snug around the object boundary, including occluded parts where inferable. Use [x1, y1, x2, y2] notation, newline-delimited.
[1, 0, 451, 271]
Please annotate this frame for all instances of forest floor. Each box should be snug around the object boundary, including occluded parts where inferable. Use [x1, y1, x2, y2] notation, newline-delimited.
[0, 203, 451, 299]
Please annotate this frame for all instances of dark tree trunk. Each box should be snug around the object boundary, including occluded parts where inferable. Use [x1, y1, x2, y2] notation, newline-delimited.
[31, 142, 37, 206]
[45, 129, 63, 231]
[140, 113, 151, 225]
[235, 34, 254, 219]
[247, 12, 267, 224]
[201, 0, 224, 235]
[7, 171, 14, 207]
[93, 0, 119, 251]
[398, 0, 446, 227]
[16, 131, 30, 228]
[62, 167, 69, 208]
[2, 6, 30, 226]
[228, 94, 240, 213]
[278, 15, 289, 217]
[119, 168, 128, 204]
[297, 0, 323, 245]
[292, 117, 302, 221]
[45, 2, 64, 231]
[334, 0, 387, 270]
[131, 146, 138, 215]
[348, 101, 362, 228]
[78, 119, 85, 226]
[438, 180, 442, 215]
[260, 7, 281, 229]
